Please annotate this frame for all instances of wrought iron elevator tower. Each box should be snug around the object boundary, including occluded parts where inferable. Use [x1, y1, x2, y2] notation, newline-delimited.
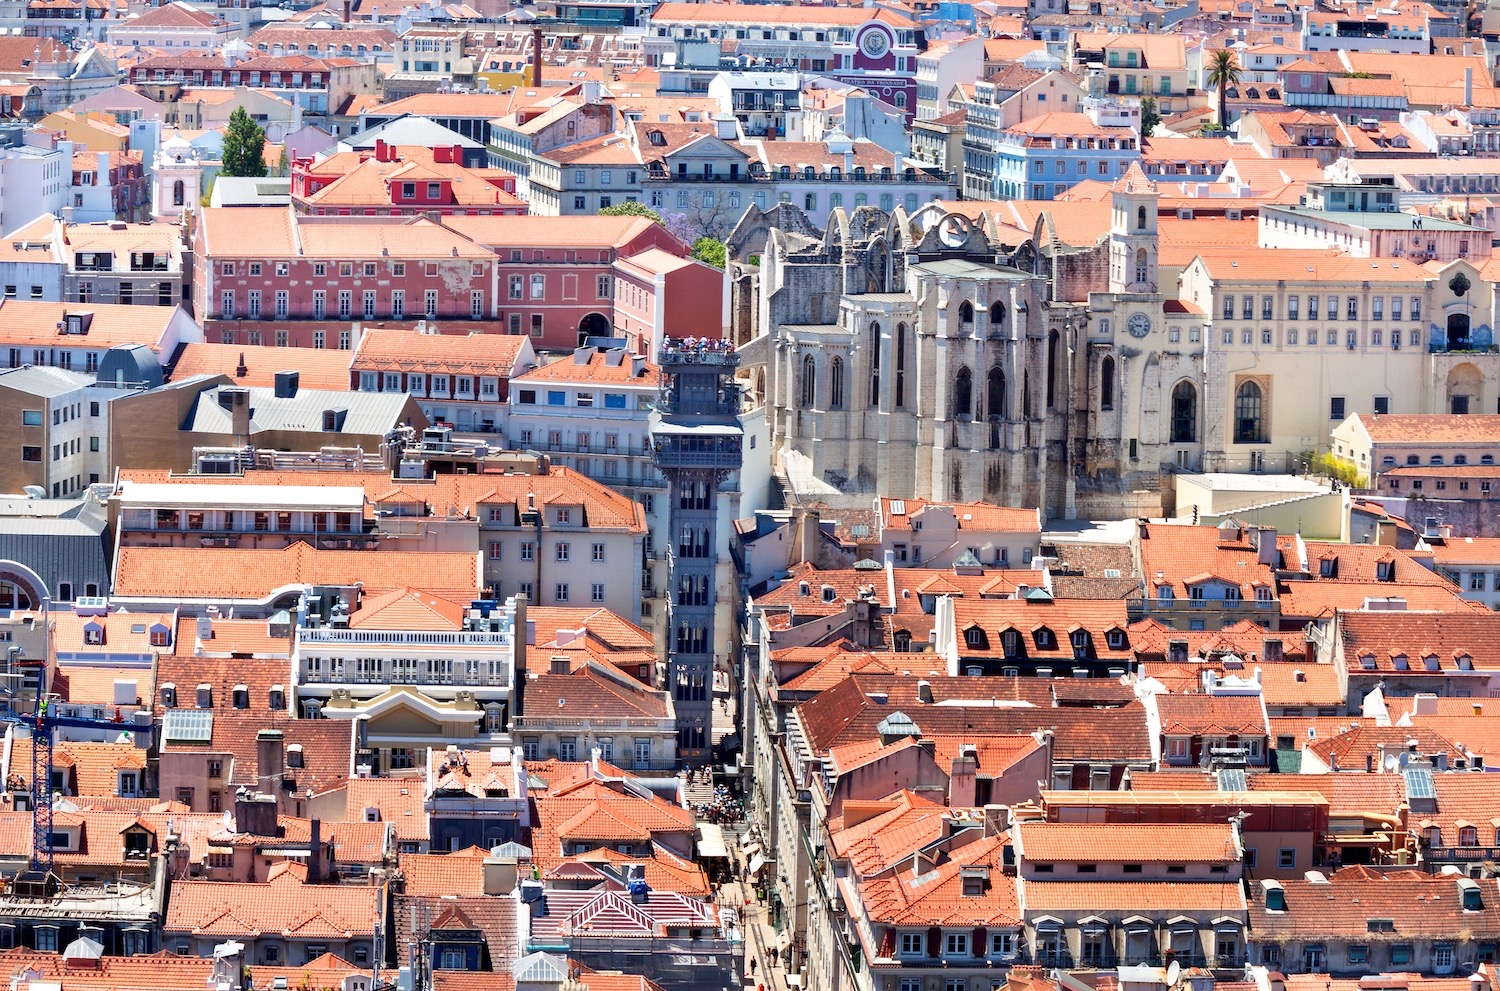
[650, 339, 742, 766]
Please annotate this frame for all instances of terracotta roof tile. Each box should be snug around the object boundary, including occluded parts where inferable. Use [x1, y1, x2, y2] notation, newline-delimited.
[1341, 610, 1500, 674]
[1249, 870, 1500, 937]
[400, 846, 490, 896]
[169, 342, 355, 391]
[860, 836, 1020, 927]
[1156, 694, 1269, 736]
[113, 543, 481, 602]
[1023, 878, 1246, 912]
[352, 329, 529, 378]
[165, 865, 380, 939]
[828, 791, 954, 876]
[1016, 822, 1239, 862]
[342, 777, 428, 842]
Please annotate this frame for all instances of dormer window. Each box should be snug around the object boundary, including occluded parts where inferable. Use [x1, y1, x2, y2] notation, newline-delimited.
[1376, 560, 1395, 581]
[1106, 629, 1125, 649]
[83, 622, 103, 645]
[287, 744, 304, 769]
[1034, 627, 1054, 650]
[1360, 654, 1377, 670]
[1393, 654, 1409, 671]
[1424, 654, 1440, 672]
[960, 866, 990, 896]
[149, 625, 170, 647]
[821, 585, 836, 603]
[1319, 557, 1337, 578]
[798, 582, 810, 597]
[1002, 630, 1020, 656]
[965, 627, 984, 648]
[1458, 654, 1474, 671]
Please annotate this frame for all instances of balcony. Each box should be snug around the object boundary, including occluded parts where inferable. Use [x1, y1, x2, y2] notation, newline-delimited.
[300, 667, 510, 687]
[1144, 597, 1277, 611]
[298, 627, 512, 646]
[658, 341, 738, 367]
[512, 715, 674, 732]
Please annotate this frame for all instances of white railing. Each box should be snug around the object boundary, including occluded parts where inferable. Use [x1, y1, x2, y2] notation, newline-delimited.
[298, 628, 511, 645]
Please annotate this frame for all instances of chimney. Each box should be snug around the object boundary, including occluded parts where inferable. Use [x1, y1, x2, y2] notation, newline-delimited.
[196, 614, 212, 641]
[257, 728, 285, 789]
[917, 680, 933, 704]
[373, 138, 387, 162]
[482, 854, 519, 895]
[234, 791, 280, 837]
[949, 754, 977, 808]
[307, 818, 322, 883]
[342, 0, 351, 21]
[512, 596, 527, 720]
[235, 352, 247, 378]
[532, 26, 544, 86]
[1466, 67, 1474, 107]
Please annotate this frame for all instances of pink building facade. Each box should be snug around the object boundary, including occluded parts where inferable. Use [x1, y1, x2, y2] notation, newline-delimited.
[191, 209, 723, 354]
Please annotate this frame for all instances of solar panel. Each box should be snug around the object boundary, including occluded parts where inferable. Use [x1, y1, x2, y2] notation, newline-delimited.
[1217, 768, 1248, 792]
[1404, 767, 1435, 799]
[162, 709, 214, 743]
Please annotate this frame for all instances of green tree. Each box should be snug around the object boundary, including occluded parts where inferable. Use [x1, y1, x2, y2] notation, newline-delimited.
[1206, 49, 1242, 132]
[1139, 95, 1160, 138]
[691, 236, 726, 270]
[598, 201, 662, 223]
[220, 106, 267, 178]
[200, 175, 215, 208]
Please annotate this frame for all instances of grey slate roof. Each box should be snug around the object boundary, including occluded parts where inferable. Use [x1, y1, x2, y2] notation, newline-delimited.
[184, 384, 414, 436]
[0, 365, 93, 399]
[0, 493, 110, 599]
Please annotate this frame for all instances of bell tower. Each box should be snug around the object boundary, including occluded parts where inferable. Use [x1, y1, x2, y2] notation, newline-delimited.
[152, 135, 202, 221]
[1109, 161, 1159, 294]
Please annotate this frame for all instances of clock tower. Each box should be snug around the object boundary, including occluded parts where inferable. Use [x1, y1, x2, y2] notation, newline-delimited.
[1108, 161, 1158, 295]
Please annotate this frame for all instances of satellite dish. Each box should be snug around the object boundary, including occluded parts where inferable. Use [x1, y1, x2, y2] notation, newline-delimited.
[1385, 754, 1399, 771]
[1166, 961, 1181, 987]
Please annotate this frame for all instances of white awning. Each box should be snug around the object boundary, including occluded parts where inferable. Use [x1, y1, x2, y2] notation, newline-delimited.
[697, 823, 729, 859]
[739, 831, 759, 850]
[748, 852, 767, 876]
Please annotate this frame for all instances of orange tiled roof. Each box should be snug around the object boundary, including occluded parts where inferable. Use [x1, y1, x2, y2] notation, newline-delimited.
[352, 328, 528, 378]
[1016, 822, 1239, 862]
[1249, 868, 1500, 937]
[343, 777, 428, 842]
[400, 846, 490, 896]
[828, 790, 952, 876]
[169, 342, 355, 391]
[113, 543, 481, 602]
[165, 863, 380, 939]
[860, 835, 1019, 927]
[1023, 878, 1246, 912]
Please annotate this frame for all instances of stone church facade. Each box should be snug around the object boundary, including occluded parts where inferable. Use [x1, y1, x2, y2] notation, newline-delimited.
[729, 163, 1182, 520]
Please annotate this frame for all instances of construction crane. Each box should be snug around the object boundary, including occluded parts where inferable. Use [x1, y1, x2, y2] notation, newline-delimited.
[0, 687, 152, 874]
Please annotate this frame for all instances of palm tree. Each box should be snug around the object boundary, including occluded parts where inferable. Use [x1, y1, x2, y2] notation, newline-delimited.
[1206, 49, 1242, 131]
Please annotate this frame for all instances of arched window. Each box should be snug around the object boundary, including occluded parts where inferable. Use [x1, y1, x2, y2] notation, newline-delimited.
[1134, 247, 1148, 284]
[1234, 381, 1265, 444]
[800, 354, 816, 407]
[1171, 381, 1197, 443]
[868, 322, 881, 406]
[990, 301, 1006, 327]
[958, 301, 974, 325]
[987, 366, 1006, 419]
[895, 323, 907, 408]
[172, 179, 185, 206]
[829, 356, 844, 409]
[953, 366, 972, 418]
[1046, 330, 1059, 408]
[1100, 356, 1115, 411]
[1136, 205, 1147, 230]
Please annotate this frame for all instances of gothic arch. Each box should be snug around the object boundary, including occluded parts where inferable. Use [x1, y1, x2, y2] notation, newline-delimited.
[1170, 380, 1198, 443]
[1100, 356, 1115, 411]
[953, 366, 973, 418]
[987, 366, 1007, 419]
